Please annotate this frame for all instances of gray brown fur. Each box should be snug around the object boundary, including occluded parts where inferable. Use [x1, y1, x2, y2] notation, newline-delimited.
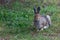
[34, 7, 51, 31]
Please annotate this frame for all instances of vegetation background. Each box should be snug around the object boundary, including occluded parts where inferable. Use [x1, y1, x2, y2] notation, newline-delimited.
[0, 0, 60, 40]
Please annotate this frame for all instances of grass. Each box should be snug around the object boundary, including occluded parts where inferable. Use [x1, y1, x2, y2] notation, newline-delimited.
[0, 0, 60, 40]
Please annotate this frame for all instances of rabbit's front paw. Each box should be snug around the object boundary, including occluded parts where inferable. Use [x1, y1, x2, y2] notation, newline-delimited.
[41, 28, 44, 30]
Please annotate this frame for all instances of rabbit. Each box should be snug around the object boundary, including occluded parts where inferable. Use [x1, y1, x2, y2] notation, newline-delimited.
[33, 6, 51, 31]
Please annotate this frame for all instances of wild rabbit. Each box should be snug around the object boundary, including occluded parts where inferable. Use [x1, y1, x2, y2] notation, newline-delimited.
[34, 6, 51, 31]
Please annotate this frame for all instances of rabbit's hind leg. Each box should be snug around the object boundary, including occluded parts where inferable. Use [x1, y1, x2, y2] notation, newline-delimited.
[43, 22, 49, 29]
[43, 24, 49, 29]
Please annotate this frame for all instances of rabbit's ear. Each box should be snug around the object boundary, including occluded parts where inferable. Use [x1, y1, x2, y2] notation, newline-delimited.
[34, 6, 37, 13]
[37, 7, 40, 13]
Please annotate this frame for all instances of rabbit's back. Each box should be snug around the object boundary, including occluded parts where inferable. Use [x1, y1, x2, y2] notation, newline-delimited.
[39, 16, 47, 28]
